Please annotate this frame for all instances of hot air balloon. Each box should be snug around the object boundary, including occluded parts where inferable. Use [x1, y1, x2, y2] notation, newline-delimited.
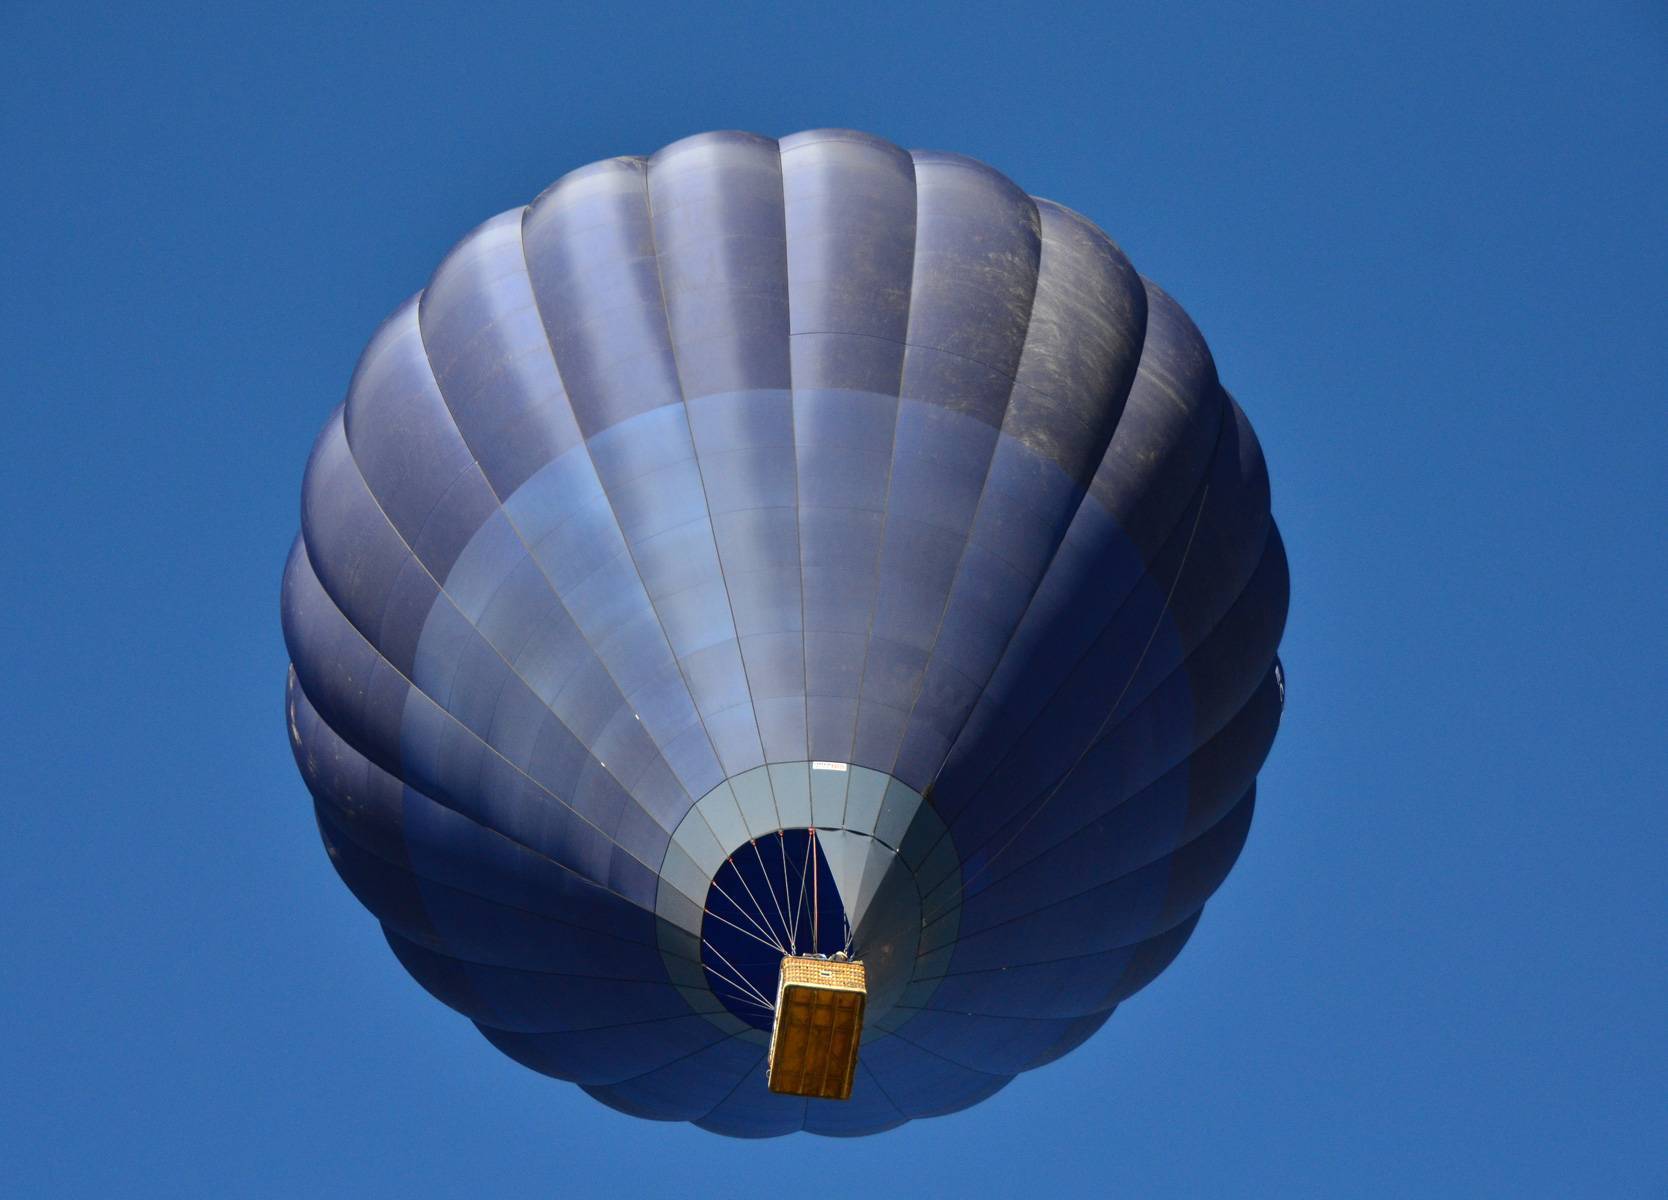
[281, 128, 1289, 1137]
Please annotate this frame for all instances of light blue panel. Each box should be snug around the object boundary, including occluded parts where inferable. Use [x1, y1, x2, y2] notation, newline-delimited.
[874, 777, 922, 851]
[505, 449, 610, 546]
[687, 390, 793, 454]
[659, 581, 734, 660]
[699, 443, 797, 513]
[842, 766, 889, 834]
[809, 761, 850, 826]
[672, 806, 729, 876]
[437, 509, 526, 623]
[678, 640, 753, 718]
[765, 761, 812, 828]
[728, 765, 779, 838]
[701, 701, 768, 778]
[693, 781, 750, 854]
[884, 400, 1001, 538]
[659, 840, 713, 911]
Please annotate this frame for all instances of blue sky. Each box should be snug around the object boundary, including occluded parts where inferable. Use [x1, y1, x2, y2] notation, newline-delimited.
[4, 2, 1664, 1196]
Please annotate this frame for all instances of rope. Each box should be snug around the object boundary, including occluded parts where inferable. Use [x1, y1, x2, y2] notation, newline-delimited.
[701, 938, 775, 1010]
[790, 827, 813, 952]
[779, 830, 797, 951]
[748, 837, 794, 949]
[704, 875, 785, 953]
[701, 904, 793, 957]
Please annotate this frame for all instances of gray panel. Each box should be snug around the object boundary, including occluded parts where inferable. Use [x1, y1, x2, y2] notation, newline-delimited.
[521, 156, 681, 438]
[418, 209, 584, 496]
[647, 131, 790, 398]
[340, 300, 500, 583]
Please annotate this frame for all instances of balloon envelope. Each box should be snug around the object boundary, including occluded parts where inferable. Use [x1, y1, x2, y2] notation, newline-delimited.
[282, 129, 1289, 1137]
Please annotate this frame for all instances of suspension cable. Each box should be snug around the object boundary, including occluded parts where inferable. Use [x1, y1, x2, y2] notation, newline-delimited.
[701, 904, 794, 957]
[748, 836, 793, 948]
[700, 938, 775, 1010]
[790, 827, 813, 952]
[704, 875, 785, 953]
[778, 830, 796, 952]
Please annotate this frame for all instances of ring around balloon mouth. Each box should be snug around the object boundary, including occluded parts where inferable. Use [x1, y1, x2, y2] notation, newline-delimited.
[654, 761, 962, 1040]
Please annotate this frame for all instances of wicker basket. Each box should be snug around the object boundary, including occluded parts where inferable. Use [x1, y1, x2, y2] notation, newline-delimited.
[766, 956, 868, 1100]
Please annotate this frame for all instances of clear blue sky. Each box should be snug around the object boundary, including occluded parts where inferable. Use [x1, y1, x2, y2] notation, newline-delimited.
[4, 3, 1664, 1196]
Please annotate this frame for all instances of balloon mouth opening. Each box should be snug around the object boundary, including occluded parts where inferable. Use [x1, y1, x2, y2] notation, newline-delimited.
[701, 829, 850, 1028]
[654, 761, 960, 1041]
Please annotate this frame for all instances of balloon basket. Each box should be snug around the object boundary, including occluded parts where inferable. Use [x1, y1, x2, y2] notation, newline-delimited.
[766, 956, 868, 1101]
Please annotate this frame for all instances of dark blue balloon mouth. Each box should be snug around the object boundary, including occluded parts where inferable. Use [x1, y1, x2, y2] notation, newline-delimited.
[701, 829, 850, 1029]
